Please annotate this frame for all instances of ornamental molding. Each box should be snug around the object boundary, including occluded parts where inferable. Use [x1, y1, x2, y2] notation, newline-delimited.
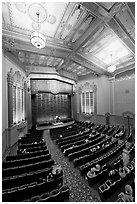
[7, 68, 27, 87]
[76, 82, 97, 93]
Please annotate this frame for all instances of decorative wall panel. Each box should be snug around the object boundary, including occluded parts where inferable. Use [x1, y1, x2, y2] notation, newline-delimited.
[30, 79, 73, 94]
[7, 68, 27, 127]
[31, 92, 71, 125]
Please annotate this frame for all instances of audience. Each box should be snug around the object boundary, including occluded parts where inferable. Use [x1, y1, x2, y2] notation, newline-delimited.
[122, 147, 130, 167]
[87, 164, 101, 179]
[115, 130, 123, 138]
[119, 166, 130, 178]
[118, 184, 134, 202]
[108, 169, 120, 183]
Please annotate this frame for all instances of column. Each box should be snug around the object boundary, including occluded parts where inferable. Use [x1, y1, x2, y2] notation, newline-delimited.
[109, 77, 115, 114]
[8, 82, 13, 127]
[84, 92, 86, 113]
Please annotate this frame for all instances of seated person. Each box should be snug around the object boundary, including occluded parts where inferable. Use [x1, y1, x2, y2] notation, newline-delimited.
[47, 172, 53, 181]
[115, 130, 123, 138]
[118, 185, 133, 202]
[59, 134, 63, 138]
[122, 148, 130, 167]
[97, 145, 100, 150]
[89, 133, 94, 138]
[124, 184, 134, 202]
[95, 164, 101, 173]
[89, 147, 96, 153]
[108, 169, 120, 183]
[87, 167, 97, 178]
[22, 149, 27, 154]
[119, 166, 130, 178]
[84, 128, 89, 133]
[85, 138, 90, 143]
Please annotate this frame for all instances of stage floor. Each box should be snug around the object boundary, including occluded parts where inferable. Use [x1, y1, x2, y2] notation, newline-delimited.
[36, 121, 74, 130]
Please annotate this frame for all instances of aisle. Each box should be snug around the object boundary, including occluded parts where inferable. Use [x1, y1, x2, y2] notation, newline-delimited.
[43, 130, 101, 202]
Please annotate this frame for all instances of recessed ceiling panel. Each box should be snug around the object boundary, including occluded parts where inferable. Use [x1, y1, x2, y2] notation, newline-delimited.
[8, 2, 68, 37]
[94, 37, 131, 65]
[116, 6, 135, 40]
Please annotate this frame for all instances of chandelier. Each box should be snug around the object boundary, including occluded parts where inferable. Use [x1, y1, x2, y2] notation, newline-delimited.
[30, 12, 46, 49]
[107, 54, 116, 73]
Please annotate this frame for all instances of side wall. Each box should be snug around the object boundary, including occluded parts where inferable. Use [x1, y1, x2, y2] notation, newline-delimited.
[73, 75, 110, 120]
[2, 52, 31, 159]
[114, 78, 135, 115]
[73, 74, 135, 124]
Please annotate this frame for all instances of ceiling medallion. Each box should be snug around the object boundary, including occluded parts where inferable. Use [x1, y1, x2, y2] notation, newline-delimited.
[32, 22, 41, 30]
[47, 15, 56, 24]
[28, 3, 47, 23]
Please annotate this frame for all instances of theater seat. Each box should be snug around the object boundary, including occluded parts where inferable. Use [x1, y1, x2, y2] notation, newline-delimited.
[39, 192, 50, 201]
[48, 189, 60, 201]
[30, 195, 40, 202]
[59, 186, 69, 201]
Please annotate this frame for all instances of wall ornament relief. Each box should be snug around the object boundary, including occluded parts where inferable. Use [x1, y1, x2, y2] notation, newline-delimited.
[76, 82, 97, 93]
[7, 68, 28, 88]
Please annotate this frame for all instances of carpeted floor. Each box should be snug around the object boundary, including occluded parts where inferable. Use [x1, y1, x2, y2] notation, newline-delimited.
[43, 130, 101, 202]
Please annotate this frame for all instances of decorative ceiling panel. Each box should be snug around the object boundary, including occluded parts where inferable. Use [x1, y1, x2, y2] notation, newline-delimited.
[17, 51, 63, 67]
[79, 26, 134, 72]
[71, 13, 95, 43]
[2, 2, 135, 78]
[6, 2, 68, 38]
[65, 62, 93, 76]
[94, 37, 131, 65]
[116, 6, 135, 40]
[60, 4, 84, 40]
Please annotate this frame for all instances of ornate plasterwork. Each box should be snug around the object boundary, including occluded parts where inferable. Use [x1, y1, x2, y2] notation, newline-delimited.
[7, 68, 27, 87]
[77, 82, 97, 94]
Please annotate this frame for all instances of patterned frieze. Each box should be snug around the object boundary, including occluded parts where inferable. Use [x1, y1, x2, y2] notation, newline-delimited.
[76, 81, 97, 93]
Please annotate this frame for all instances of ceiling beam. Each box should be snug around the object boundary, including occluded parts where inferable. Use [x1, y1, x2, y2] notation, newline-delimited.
[3, 37, 72, 59]
[114, 63, 135, 75]
[71, 54, 105, 74]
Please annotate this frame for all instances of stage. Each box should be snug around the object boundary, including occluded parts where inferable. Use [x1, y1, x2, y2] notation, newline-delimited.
[36, 121, 74, 130]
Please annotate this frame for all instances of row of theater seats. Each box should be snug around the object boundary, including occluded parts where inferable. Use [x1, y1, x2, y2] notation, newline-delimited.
[3, 154, 52, 169]
[86, 144, 135, 187]
[80, 140, 126, 176]
[2, 128, 69, 202]
[3, 166, 52, 190]
[2, 157, 54, 178]
[57, 128, 94, 147]
[17, 144, 47, 154]
[18, 141, 46, 149]
[3, 174, 63, 202]
[50, 120, 134, 201]
[6, 149, 49, 161]
[57, 123, 107, 148]
[25, 185, 69, 202]
[67, 134, 112, 161]
[50, 120, 91, 140]
[56, 123, 125, 170]
[98, 158, 135, 201]
[73, 138, 118, 168]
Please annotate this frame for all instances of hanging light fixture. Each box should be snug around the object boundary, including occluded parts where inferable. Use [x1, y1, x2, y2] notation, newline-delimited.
[107, 53, 116, 73]
[30, 12, 46, 49]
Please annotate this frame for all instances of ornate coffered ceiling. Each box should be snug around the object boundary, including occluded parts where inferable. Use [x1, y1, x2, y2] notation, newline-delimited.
[2, 2, 135, 81]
